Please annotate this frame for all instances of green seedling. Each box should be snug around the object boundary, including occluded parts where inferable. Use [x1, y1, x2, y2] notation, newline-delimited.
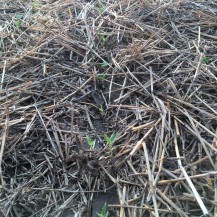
[99, 104, 104, 114]
[202, 56, 209, 64]
[98, 0, 104, 14]
[16, 14, 24, 19]
[100, 55, 112, 68]
[15, 20, 21, 27]
[97, 202, 107, 217]
[97, 74, 106, 81]
[104, 133, 117, 156]
[0, 39, 3, 50]
[98, 31, 106, 43]
[91, 53, 96, 61]
[86, 135, 96, 150]
[104, 133, 117, 145]
[32, 2, 42, 9]
[101, 60, 109, 68]
[14, 14, 24, 27]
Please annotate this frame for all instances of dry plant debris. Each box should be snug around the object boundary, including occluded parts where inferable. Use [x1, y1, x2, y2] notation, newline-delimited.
[0, 0, 217, 216]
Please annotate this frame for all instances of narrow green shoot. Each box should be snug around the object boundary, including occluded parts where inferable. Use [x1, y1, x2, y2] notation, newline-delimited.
[104, 133, 117, 145]
[98, 0, 104, 14]
[16, 14, 24, 19]
[100, 55, 112, 68]
[101, 60, 109, 68]
[15, 14, 24, 27]
[97, 74, 106, 81]
[97, 202, 107, 217]
[99, 104, 104, 114]
[202, 56, 209, 64]
[0, 39, 3, 50]
[91, 53, 96, 61]
[15, 20, 21, 27]
[86, 135, 96, 150]
[104, 133, 117, 156]
[32, 2, 42, 9]
[97, 31, 106, 44]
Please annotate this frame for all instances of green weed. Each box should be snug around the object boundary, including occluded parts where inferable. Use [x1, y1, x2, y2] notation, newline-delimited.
[97, 202, 107, 217]
[86, 135, 96, 150]
[99, 104, 105, 114]
[16, 14, 24, 19]
[101, 60, 109, 68]
[98, 0, 104, 14]
[32, 2, 42, 9]
[15, 20, 21, 27]
[14, 14, 24, 27]
[97, 31, 106, 44]
[104, 133, 117, 145]
[0, 39, 3, 50]
[202, 56, 209, 64]
[100, 55, 112, 68]
[97, 74, 106, 81]
[104, 133, 117, 156]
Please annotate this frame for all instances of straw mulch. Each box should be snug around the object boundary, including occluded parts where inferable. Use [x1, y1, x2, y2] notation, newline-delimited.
[0, 0, 217, 216]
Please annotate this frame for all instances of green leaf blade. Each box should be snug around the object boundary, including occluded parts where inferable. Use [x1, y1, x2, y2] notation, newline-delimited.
[101, 61, 109, 68]
[97, 202, 107, 217]
[15, 20, 21, 27]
